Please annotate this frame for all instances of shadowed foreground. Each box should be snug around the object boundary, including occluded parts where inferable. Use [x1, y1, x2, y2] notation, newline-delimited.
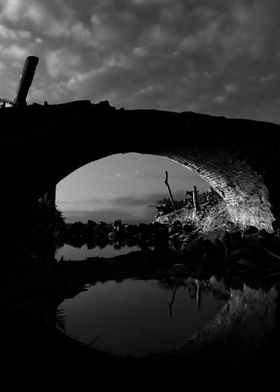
[2, 247, 280, 387]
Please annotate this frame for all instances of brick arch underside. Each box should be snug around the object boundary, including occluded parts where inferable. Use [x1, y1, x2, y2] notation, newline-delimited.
[164, 151, 274, 231]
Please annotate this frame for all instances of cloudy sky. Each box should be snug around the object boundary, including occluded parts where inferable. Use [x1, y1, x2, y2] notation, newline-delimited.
[56, 153, 209, 222]
[1, 0, 279, 222]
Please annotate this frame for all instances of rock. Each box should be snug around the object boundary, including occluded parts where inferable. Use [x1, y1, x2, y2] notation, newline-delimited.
[124, 224, 135, 236]
[95, 221, 108, 233]
[237, 259, 256, 267]
[83, 220, 97, 240]
[152, 222, 165, 229]
[136, 223, 150, 235]
[220, 229, 243, 251]
[227, 248, 248, 261]
[108, 231, 117, 241]
[168, 220, 182, 235]
[213, 238, 226, 255]
[228, 230, 242, 250]
[173, 220, 182, 228]
[275, 230, 280, 241]
[244, 226, 259, 235]
[255, 229, 275, 247]
[196, 238, 222, 258]
[87, 220, 96, 226]
[136, 232, 146, 240]
[113, 219, 122, 228]
[183, 224, 194, 233]
[272, 220, 280, 232]
[153, 222, 168, 237]
[219, 229, 231, 250]
[171, 263, 189, 274]
[258, 228, 270, 237]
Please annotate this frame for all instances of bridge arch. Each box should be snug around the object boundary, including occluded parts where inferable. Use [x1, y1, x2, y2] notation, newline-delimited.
[1, 101, 280, 231]
[52, 148, 273, 231]
[55, 152, 211, 222]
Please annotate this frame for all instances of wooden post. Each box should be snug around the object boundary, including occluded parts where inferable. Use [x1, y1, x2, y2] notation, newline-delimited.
[195, 279, 201, 310]
[164, 170, 177, 213]
[14, 56, 39, 107]
[193, 185, 200, 213]
[168, 282, 178, 319]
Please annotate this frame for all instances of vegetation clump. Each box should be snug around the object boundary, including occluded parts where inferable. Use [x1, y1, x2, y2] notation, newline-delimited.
[154, 187, 222, 218]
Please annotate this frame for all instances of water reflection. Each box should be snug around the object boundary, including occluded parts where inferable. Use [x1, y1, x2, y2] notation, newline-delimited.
[57, 278, 226, 357]
[186, 281, 279, 363]
[54, 220, 184, 261]
[56, 243, 142, 260]
[55, 236, 179, 260]
[56, 275, 280, 364]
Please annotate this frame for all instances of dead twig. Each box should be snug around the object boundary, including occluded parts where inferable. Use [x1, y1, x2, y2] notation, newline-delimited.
[88, 335, 101, 347]
[168, 282, 178, 319]
[164, 170, 177, 214]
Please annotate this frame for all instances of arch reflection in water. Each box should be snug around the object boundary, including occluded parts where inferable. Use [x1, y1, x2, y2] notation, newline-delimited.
[56, 276, 279, 362]
[56, 277, 226, 357]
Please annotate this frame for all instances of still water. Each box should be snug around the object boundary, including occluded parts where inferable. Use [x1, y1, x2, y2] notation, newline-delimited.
[56, 243, 142, 260]
[57, 278, 225, 357]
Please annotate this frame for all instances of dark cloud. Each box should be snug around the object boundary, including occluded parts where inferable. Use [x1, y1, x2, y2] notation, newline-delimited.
[134, 171, 166, 180]
[62, 208, 154, 224]
[133, 169, 210, 185]
[108, 190, 186, 207]
[61, 184, 204, 222]
[0, 0, 279, 123]
[58, 189, 188, 208]
[57, 196, 104, 206]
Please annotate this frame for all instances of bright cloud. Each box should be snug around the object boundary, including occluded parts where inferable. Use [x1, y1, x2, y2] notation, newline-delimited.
[0, 24, 30, 40]
[46, 48, 83, 78]
[0, 44, 29, 60]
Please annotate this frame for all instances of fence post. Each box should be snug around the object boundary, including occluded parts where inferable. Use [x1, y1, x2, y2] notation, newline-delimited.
[14, 56, 39, 107]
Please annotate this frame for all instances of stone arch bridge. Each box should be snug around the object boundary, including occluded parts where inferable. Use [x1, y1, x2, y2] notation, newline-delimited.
[1, 100, 280, 231]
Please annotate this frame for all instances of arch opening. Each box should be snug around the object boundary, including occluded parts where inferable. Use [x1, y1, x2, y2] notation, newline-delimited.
[51, 150, 274, 232]
[55, 153, 210, 224]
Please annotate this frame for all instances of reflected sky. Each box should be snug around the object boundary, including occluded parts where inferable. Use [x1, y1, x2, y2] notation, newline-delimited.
[58, 279, 224, 356]
[56, 243, 142, 260]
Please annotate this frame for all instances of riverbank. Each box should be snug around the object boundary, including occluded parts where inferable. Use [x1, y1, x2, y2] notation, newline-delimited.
[54, 211, 280, 289]
[3, 203, 280, 325]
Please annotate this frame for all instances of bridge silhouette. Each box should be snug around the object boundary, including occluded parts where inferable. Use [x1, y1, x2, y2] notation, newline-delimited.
[1, 99, 280, 231]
